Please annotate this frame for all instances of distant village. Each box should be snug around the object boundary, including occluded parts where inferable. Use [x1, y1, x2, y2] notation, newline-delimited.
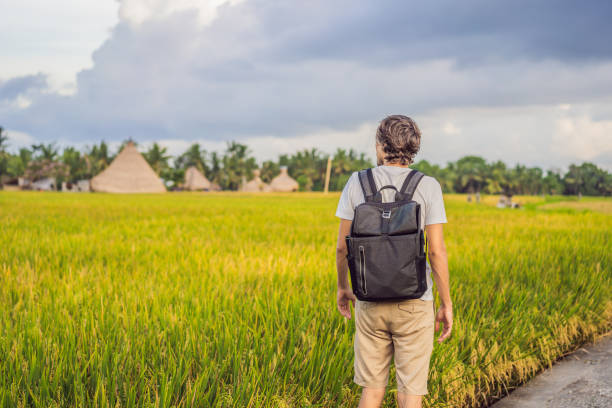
[0, 128, 610, 196]
[3, 141, 307, 194]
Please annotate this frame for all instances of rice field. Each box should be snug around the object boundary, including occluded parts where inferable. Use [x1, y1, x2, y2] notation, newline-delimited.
[0, 191, 610, 407]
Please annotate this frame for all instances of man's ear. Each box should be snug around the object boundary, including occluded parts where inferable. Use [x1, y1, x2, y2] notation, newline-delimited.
[375, 142, 384, 165]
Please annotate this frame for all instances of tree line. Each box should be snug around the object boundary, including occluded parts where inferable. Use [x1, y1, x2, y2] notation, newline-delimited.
[0, 128, 610, 195]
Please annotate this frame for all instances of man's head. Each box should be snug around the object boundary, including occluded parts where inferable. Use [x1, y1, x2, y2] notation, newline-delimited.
[375, 115, 421, 166]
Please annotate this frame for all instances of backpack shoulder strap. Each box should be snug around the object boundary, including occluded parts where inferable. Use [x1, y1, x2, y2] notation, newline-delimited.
[357, 168, 377, 202]
[399, 169, 425, 200]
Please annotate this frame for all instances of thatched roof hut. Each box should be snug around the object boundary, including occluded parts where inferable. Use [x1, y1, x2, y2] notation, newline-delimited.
[90, 142, 166, 193]
[240, 169, 271, 192]
[269, 166, 298, 192]
[209, 181, 222, 191]
[184, 166, 212, 191]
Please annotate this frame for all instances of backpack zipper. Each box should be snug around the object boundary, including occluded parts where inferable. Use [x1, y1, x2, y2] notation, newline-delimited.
[359, 245, 367, 295]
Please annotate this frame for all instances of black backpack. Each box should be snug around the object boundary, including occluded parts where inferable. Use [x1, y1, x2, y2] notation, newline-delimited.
[345, 168, 427, 301]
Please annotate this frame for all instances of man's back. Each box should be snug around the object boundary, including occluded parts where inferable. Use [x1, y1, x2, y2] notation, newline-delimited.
[335, 164, 447, 301]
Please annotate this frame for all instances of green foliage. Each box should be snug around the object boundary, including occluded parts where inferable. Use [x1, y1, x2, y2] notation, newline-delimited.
[143, 143, 171, 176]
[6, 148, 32, 178]
[329, 148, 373, 191]
[0, 127, 8, 186]
[563, 162, 612, 196]
[31, 143, 59, 161]
[259, 160, 280, 184]
[20, 143, 67, 188]
[279, 148, 325, 191]
[543, 169, 564, 195]
[0, 125, 610, 195]
[84, 141, 113, 178]
[217, 141, 258, 190]
[174, 143, 209, 174]
[452, 156, 489, 194]
[61, 147, 88, 183]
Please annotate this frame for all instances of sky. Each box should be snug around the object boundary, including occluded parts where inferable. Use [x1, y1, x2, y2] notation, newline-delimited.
[1, 0, 611, 171]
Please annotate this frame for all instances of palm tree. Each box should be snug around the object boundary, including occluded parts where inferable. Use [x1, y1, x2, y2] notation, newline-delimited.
[0, 127, 9, 188]
[326, 148, 373, 191]
[61, 147, 88, 183]
[543, 169, 563, 195]
[563, 164, 583, 196]
[453, 156, 489, 197]
[24, 143, 68, 187]
[174, 143, 209, 174]
[5, 148, 32, 181]
[285, 148, 325, 191]
[31, 143, 59, 161]
[0, 127, 8, 151]
[143, 143, 171, 175]
[220, 141, 257, 190]
[488, 161, 520, 198]
[84, 141, 113, 178]
[260, 160, 280, 184]
[208, 151, 223, 187]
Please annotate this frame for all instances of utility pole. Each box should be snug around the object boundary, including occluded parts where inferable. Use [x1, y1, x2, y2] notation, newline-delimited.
[324, 156, 332, 194]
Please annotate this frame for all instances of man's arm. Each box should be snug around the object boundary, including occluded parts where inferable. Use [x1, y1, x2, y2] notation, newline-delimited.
[425, 223, 453, 343]
[336, 218, 356, 319]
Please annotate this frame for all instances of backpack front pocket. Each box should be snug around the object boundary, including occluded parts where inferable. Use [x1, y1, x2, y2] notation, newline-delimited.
[358, 245, 367, 295]
[347, 233, 425, 300]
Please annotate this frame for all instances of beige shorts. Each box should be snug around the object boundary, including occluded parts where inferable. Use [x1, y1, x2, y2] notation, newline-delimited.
[354, 298, 435, 395]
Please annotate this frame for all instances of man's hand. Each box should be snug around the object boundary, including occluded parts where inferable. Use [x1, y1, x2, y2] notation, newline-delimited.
[337, 288, 356, 319]
[435, 304, 453, 343]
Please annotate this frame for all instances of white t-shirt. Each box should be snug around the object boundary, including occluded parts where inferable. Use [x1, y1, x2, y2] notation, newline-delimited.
[335, 165, 448, 301]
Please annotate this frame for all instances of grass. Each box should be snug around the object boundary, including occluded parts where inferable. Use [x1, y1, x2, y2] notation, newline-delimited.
[537, 197, 612, 214]
[0, 191, 610, 407]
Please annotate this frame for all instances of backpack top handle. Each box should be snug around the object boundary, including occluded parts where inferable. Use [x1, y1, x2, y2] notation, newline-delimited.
[358, 167, 425, 202]
[373, 185, 403, 203]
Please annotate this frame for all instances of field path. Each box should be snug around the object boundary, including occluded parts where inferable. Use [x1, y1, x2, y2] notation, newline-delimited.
[491, 332, 612, 408]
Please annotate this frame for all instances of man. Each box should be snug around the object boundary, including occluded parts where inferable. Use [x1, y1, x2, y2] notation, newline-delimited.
[335, 115, 453, 408]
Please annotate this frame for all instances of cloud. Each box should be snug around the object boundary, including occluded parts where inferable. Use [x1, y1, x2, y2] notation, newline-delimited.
[0, 74, 47, 102]
[0, 0, 118, 92]
[119, 0, 245, 26]
[89, 101, 612, 173]
[3, 129, 36, 150]
[109, 121, 376, 165]
[1, 0, 612, 169]
[415, 101, 612, 171]
[554, 115, 612, 163]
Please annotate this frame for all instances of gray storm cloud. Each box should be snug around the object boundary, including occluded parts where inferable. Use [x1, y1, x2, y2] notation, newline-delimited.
[1, 0, 611, 169]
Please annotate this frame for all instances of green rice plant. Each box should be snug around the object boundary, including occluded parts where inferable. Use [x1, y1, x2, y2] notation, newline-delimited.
[0, 192, 610, 407]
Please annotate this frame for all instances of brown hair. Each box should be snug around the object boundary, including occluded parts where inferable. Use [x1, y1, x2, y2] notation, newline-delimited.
[376, 115, 421, 165]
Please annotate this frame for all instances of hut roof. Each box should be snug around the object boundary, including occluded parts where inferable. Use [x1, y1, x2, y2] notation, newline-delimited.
[184, 166, 211, 191]
[90, 142, 166, 193]
[240, 169, 270, 192]
[269, 166, 299, 192]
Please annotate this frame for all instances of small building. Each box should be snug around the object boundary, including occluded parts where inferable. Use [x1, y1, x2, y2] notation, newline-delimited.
[184, 166, 212, 191]
[76, 179, 91, 192]
[1, 176, 22, 191]
[209, 181, 222, 191]
[61, 180, 90, 192]
[241, 169, 271, 192]
[269, 166, 299, 192]
[90, 142, 166, 193]
[31, 177, 56, 191]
